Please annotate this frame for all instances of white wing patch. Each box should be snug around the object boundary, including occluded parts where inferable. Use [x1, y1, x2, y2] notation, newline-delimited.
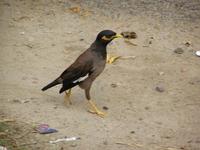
[73, 74, 89, 83]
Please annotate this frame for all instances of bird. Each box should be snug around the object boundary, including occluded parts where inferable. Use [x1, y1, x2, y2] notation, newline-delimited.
[41, 30, 122, 117]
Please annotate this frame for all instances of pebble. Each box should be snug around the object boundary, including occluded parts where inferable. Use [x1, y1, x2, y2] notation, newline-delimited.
[130, 131, 135, 134]
[103, 141, 108, 145]
[111, 83, 117, 88]
[155, 86, 165, 92]
[158, 72, 164, 76]
[195, 51, 200, 57]
[102, 106, 109, 110]
[20, 31, 25, 35]
[184, 41, 191, 47]
[121, 31, 137, 39]
[174, 48, 184, 54]
[70, 143, 77, 147]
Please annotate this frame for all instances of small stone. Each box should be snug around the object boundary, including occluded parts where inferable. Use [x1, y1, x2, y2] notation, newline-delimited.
[60, 147, 64, 150]
[184, 41, 191, 47]
[22, 100, 29, 103]
[195, 51, 200, 57]
[187, 140, 192, 143]
[80, 38, 84, 41]
[180, 146, 186, 150]
[111, 83, 117, 88]
[163, 136, 171, 139]
[121, 31, 137, 39]
[20, 31, 25, 35]
[155, 86, 165, 92]
[158, 72, 164, 75]
[144, 106, 150, 110]
[174, 48, 184, 54]
[24, 43, 33, 48]
[70, 143, 77, 147]
[4, 2, 10, 6]
[102, 106, 109, 110]
[188, 81, 195, 85]
[103, 141, 108, 145]
[138, 118, 143, 121]
[130, 131, 135, 134]
[13, 99, 21, 103]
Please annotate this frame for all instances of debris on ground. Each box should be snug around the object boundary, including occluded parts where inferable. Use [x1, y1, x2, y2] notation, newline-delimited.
[102, 106, 109, 110]
[116, 141, 143, 148]
[35, 124, 58, 134]
[68, 6, 91, 16]
[158, 72, 165, 76]
[174, 48, 184, 54]
[107, 54, 136, 64]
[13, 16, 31, 22]
[110, 83, 117, 88]
[184, 41, 191, 47]
[143, 37, 154, 47]
[124, 39, 137, 46]
[24, 43, 33, 49]
[130, 131, 135, 134]
[155, 86, 165, 92]
[0, 146, 7, 150]
[106, 55, 122, 64]
[0, 119, 15, 123]
[69, 7, 81, 13]
[195, 51, 200, 57]
[11, 99, 29, 104]
[49, 137, 81, 144]
[121, 32, 137, 39]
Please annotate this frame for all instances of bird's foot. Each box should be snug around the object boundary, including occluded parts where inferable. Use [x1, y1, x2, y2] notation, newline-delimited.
[64, 89, 72, 105]
[88, 109, 106, 117]
[106, 54, 121, 64]
[87, 100, 106, 117]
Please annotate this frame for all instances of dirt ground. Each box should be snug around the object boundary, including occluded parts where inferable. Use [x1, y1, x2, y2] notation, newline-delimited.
[0, 0, 200, 150]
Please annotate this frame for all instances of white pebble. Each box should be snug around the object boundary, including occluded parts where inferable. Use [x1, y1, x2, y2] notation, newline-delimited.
[195, 51, 200, 57]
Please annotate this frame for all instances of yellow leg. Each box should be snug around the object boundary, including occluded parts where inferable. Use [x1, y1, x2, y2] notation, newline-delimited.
[88, 100, 106, 117]
[106, 54, 121, 64]
[64, 89, 72, 105]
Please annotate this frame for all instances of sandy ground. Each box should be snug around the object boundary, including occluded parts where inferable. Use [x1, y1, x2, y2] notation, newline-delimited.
[0, 0, 200, 149]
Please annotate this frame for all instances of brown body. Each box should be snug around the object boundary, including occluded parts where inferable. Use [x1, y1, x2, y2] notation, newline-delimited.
[41, 30, 122, 117]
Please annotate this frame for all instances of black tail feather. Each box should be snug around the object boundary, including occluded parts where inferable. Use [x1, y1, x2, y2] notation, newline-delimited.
[42, 78, 61, 91]
[59, 81, 79, 93]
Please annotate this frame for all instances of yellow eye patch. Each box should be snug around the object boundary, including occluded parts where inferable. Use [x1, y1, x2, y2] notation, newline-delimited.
[102, 36, 114, 41]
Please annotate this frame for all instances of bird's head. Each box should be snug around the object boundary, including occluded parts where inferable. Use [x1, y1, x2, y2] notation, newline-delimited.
[96, 30, 122, 45]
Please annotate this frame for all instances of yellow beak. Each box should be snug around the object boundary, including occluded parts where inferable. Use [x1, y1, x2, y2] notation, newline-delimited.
[114, 34, 123, 38]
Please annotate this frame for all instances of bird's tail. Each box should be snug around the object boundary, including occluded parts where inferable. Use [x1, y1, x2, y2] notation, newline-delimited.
[41, 78, 61, 91]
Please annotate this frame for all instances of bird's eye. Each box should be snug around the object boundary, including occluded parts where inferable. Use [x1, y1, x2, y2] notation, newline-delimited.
[102, 35, 113, 41]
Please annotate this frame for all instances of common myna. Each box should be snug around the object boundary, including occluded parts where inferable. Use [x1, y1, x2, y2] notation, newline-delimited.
[42, 30, 122, 117]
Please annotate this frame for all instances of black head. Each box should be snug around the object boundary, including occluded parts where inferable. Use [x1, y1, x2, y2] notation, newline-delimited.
[96, 30, 122, 45]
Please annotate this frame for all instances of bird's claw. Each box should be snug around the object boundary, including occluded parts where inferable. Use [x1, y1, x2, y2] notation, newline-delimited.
[106, 55, 121, 64]
[64, 95, 72, 105]
[64, 90, 72, 105]
[88, 109, 106, 117]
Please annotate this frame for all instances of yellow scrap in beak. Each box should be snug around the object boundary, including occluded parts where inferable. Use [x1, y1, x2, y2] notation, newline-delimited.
[114, 34, 123, 38]
[102, 34, 123, 41]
